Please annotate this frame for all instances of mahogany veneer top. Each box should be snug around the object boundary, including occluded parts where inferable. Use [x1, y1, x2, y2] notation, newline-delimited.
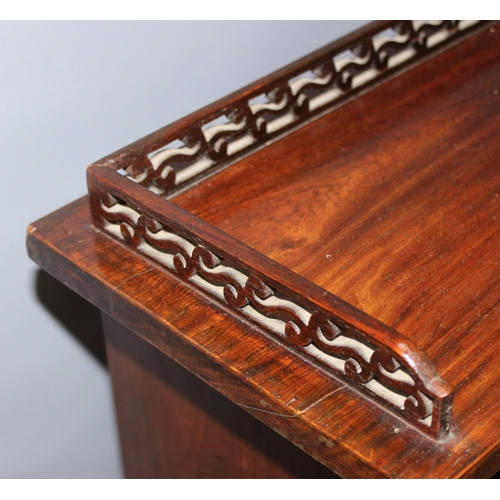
[174, 27, 500, 365]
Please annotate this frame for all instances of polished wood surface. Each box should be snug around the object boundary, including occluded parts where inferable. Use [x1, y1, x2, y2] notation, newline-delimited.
[89, 164, 453, 437]
[174, 24, 500, 351]
[103, 313, 338, 478]
[173, 24, 500, 450]
[85, 21, 500, 441]
[26, 197, 500, 477]
[26, 21, 500, 477]
[91, 22, 487, 200]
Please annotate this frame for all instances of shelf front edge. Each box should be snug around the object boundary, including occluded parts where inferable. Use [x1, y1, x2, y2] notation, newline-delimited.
[88, 164, 454, 438]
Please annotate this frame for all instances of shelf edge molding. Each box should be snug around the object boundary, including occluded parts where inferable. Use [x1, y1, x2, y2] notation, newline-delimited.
[88, 165, 454, 438]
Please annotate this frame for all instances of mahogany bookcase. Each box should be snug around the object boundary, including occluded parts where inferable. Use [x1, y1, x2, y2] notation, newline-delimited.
[27, 21, 500, 478]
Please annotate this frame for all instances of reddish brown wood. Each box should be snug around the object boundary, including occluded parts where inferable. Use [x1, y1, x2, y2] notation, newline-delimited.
[88, 163, 452, 437]
[91, 21, 488, 199]
[103, 313, 338, 478]
[26, 197, 500, 478]
[26, 20, 500, 478]
[171, 23, 500, 449]
[173, 23, 500, 356]
[84, 20, 495, 439]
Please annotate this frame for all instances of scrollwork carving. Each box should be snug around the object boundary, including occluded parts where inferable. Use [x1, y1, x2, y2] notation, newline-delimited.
[87, 20, 480, 438]
[91, 190, 453, 437]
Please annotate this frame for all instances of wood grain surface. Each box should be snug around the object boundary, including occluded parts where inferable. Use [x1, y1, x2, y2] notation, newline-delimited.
[26, 21, 500, 478]
[103, 313, 338, 478]
[174, 25, 500, 354]
[172, 24, 500, 451]
[88, 164, 454, 437]
[91, 21, 487, 199]
[85, 21, 496, 440]
[26, 197, 500, 477]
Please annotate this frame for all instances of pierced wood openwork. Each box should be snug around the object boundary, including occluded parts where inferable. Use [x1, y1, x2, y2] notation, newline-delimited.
[89, 166, 454, 438]
[85, 21, 489, 438]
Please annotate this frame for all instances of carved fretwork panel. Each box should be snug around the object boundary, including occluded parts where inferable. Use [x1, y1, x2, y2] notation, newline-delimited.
[83, 21, 488, 439]
[88, 168, 454, 438]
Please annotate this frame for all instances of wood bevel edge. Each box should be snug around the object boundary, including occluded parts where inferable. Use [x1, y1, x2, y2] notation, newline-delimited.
[29, 200, 492, 477]
[26, 221, 396, 478]
[458, 444, 500, 478]
[87, 165, 455, 438]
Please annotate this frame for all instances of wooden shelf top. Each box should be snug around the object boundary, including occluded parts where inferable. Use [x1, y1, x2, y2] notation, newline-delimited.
[27, 21, 500, 478]
[173, 25, 500, 356]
